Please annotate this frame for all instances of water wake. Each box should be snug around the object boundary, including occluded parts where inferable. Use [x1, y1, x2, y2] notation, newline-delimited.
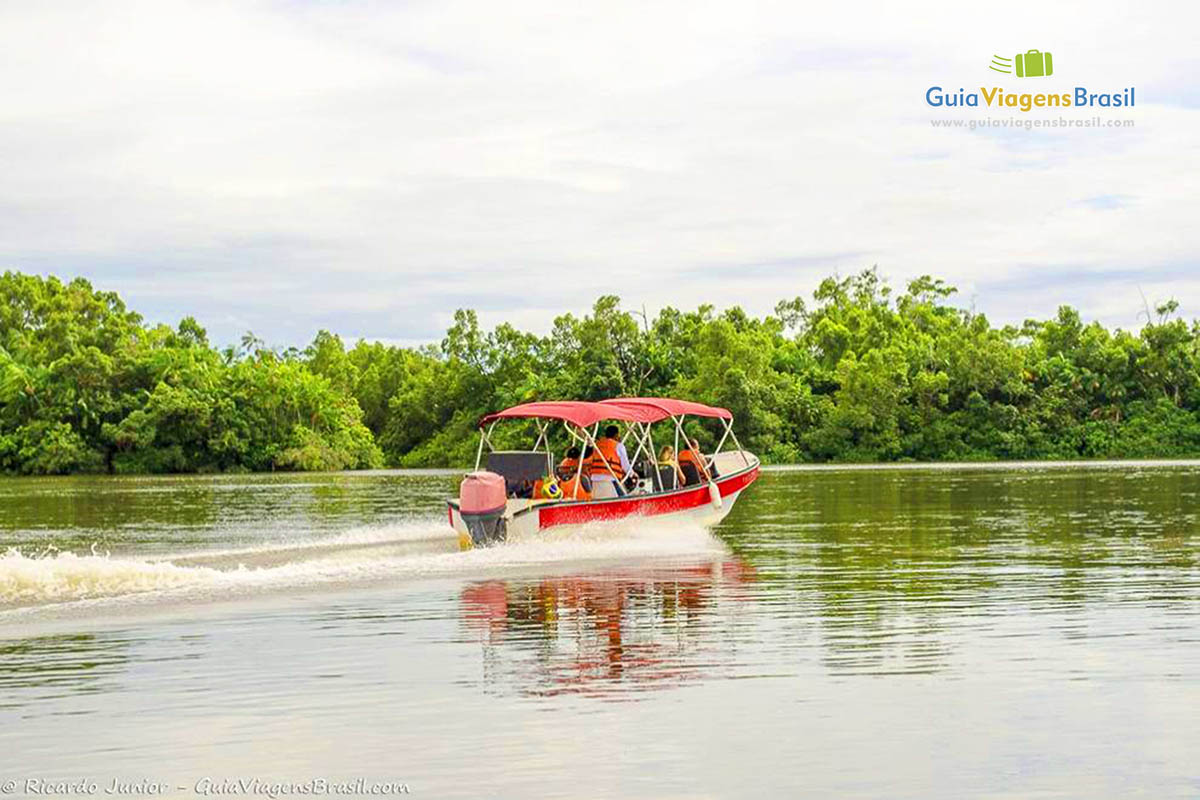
[1, 547, 223, 606]
[0, 517, 725, 611]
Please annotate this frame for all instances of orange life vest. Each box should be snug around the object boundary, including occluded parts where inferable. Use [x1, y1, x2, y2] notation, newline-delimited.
[559, 475, 591, 501]
[588, 438, 623, 477]
[558, 457, 579, 475]
[678, 448, 707, 478]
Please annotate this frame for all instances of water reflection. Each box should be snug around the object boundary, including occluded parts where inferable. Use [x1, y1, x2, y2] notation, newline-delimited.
[718, 467, 1200, 676]
[464, 465, 1200, 685]
[0, 633, 133, 711]
[460, 560, 756, 697]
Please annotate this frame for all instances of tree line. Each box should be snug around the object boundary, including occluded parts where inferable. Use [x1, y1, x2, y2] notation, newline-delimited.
[2, 268, 1198, 475]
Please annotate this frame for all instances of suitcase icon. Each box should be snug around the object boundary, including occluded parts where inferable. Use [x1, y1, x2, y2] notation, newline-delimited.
[1015, 49, 1053, 78]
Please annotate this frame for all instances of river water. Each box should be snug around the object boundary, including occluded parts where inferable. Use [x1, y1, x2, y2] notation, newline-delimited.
[1, 463, 1197, 798]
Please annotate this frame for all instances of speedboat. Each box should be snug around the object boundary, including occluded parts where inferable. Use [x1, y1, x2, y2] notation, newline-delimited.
[447, 397, 760, 547]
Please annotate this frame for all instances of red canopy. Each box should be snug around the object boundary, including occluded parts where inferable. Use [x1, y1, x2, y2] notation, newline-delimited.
[478, 400, 659, 429]
[600, 397, 733, 421]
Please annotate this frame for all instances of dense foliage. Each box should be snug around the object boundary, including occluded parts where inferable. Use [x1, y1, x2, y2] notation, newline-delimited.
[0, 272, 382, 474]
[3, 269, 1199, 474]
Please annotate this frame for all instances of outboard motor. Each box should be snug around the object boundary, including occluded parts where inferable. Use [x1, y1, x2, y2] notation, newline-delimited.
[459, 471, 508, 547]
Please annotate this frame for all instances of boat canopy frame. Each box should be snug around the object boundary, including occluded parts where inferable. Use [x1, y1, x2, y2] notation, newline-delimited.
[473, 398, 750, 500]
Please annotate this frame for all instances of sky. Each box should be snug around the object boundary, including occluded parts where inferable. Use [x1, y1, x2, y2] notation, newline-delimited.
[1, 0, 1197, 348]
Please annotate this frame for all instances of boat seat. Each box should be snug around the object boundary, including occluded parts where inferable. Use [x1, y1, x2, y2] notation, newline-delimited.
[655, 465, 680, 491]
[680, 462, 702, 486]
[486, 451, 553, 496]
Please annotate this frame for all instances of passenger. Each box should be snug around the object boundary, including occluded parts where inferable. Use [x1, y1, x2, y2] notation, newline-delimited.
[554, 446, 591, 500]
[558, 472, 592, 501]
[530, 475, 563, 501]
[677, 439, 711, 484]
[531, 472, 591, 502]
[657, 445, 686, 488]
[558, 446, 582, 476]
[588, 424, 631, 499]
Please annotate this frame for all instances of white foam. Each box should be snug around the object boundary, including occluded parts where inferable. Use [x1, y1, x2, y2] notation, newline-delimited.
[0, 516, 726, 611]
[161, 518, 457, 562]
[0, 547, 221, 606]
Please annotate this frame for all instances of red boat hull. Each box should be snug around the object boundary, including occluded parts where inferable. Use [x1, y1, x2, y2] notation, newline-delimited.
[535, 464, 759, 528]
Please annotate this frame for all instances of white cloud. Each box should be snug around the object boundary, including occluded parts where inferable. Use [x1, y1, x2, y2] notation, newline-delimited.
[0, 0, 1196, 344]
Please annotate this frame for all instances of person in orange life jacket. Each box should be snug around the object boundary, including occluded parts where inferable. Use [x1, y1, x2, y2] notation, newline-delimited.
[588, 424, 631, 499]
[530, 475, 561, 501]
[530, 474, 592, 502]
[555, 446, 591, 501]
[557, 471, 592, 501]
[677, 438, 711, 483]
[558, 446, 582, 476]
